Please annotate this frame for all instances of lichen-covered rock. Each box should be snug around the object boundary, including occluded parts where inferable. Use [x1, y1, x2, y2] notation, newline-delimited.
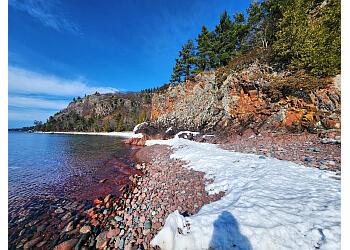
[138, 65, 340, 137]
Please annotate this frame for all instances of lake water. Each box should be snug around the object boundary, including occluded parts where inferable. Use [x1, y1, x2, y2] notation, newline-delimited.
[8, 131, 138, 219]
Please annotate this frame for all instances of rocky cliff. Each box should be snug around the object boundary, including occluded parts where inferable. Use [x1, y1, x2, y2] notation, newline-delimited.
[41, 92, 153, 132]
[136, 60, 340, 138]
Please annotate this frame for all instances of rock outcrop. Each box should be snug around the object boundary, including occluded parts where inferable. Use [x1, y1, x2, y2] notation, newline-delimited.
[136, 63, 340, 138]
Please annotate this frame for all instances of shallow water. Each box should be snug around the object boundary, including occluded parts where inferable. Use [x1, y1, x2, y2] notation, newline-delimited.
[8, 131, 137, 218]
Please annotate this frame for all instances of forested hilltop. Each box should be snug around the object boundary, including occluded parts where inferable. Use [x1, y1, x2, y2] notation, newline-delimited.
[33, 0, 340, 134]
[33, 91, 154, 132]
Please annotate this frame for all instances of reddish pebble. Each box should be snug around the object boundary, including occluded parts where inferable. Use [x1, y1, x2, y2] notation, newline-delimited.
[107, 228, 120, 238]
[93, 199, 103, 205]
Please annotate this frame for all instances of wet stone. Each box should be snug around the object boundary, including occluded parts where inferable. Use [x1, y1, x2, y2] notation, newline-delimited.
[96, 231, 108, 249]
[54, 207, 65, 214]
[115, 216, 123, 222]
[144, 221, 152, 230]
[23, 236, 43, 249]
[80, 225, 91, 234]
[36, 224, 47, 232]
[61, 212, 73, 221]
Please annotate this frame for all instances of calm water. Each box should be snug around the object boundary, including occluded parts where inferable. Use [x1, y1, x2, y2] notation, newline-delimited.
[8, 131, 137, 218]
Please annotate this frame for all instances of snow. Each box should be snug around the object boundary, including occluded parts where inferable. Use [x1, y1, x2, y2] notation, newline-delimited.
[133, 122, 145, 134]
[174, 131, 200, 139]
[41, 131, 143, 138]
[147, 133, 341, 250]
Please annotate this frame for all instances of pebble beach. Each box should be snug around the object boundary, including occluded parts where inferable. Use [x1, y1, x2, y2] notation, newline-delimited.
[8, 132, 341, 249]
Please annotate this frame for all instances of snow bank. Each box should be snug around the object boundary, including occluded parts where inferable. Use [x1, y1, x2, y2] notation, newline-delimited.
[147, 134, 341, 250]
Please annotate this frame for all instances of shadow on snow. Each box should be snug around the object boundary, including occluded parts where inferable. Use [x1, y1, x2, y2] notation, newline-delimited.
[209, 211, 252, 250]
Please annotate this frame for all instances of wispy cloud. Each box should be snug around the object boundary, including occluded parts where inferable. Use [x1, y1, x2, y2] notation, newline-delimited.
[8, 0, 82, 35]
[8, 95, 69, 110]
[8, 66, 119, 96]
[8, 108, 58, 122]
[8, 66, 119, 127]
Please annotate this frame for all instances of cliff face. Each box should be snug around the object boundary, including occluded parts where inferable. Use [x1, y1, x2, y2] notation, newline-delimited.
[137, 64, 340, 138]
[46, 92, 153, 132]
[59, 92, 149, 119]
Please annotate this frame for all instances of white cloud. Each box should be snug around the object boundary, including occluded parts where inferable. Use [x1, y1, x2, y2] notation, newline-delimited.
[8, 109, 56, 122]
[8, 0, 82, 35]
[8, 66, 119, 127]
[8, 95, 69, 110]
[8, 66, 119, 96]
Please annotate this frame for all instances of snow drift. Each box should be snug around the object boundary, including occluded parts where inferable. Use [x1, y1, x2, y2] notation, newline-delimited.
[147, 133, 341, 250]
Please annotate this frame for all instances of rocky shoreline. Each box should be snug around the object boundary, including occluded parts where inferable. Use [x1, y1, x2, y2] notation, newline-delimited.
[221, 131, 341, 175]
[8, 132, 340, 249]
[8, 144, 224, 249]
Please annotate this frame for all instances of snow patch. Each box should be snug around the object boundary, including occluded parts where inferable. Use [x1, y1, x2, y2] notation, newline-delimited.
[147, 133, 341, 250]
[133, 122, 145, 134]
[174, 131, 200, 139]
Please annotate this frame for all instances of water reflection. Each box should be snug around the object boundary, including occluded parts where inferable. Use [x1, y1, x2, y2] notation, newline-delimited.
[8, 132, 138, 218]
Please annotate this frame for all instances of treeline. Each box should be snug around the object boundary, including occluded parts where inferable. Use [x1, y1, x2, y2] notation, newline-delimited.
[33, 109, 149, 132]
[34, 110, 149, 132]
[170, 0, 340, 82]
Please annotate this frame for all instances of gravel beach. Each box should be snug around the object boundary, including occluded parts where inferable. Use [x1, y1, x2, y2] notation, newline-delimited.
[8, 132, 340, 249]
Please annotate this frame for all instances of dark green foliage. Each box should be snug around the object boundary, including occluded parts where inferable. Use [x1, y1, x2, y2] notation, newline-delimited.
[273, 0, 340, 76]
[104, 119, 112, 132]
[117, 115, 124, 132]
[170, 39, 197, 82]
[35, 92, 152, 132]
[194, 26, 215, 72]
[168, 0, 339, 82]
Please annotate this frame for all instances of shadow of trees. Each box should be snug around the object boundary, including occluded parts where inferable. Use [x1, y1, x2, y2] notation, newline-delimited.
[209, 211, 252, 250]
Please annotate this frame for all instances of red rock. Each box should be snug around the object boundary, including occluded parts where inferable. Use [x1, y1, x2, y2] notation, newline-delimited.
[126, 219, 132, 226]
[53, 239, 78, 250]
[57, 220, 69, 230]
[99, 239, 109, 250]
[90, 218, 100, 226]
[107, 228, 120, 238]
[94, 198, 103, 205]
[96, 231, 109, 249]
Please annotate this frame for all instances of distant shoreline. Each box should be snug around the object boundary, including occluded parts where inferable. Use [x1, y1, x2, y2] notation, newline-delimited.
[31, 131, 143, 138]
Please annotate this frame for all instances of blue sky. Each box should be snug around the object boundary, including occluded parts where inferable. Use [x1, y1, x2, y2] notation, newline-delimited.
[8, 0, 254, 128]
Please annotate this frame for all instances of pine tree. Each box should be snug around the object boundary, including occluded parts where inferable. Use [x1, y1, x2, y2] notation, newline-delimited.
[230, 12, 249, 53]
[273, 0, 340, 76]
[170, 39, 196, 82]
[170, 59, 183, 83]
[213, 10, 233, 67]
[194, 25, 215, 72]
[104, 119, 112, 132]
[117, 115, 124, 132]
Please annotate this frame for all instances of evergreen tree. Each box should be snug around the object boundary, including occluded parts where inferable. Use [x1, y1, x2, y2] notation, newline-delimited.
[194, 25, 215, 72]
[230, 12, 249, 53]
[273, 0, 340, 76]
[170, 39, 197, 82]
[117, 115, 124, 132]
[212, 10, 233, 67]
[104, 119, 112, 132]
[245, 1, 265, 50]
[244, 0, 283, 51]
[138, 109, 147, 124]
[170, 59, 183, 83]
